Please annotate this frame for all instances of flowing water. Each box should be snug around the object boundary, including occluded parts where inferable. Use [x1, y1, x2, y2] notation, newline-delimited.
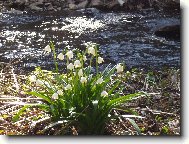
[0, 8, 180, 71]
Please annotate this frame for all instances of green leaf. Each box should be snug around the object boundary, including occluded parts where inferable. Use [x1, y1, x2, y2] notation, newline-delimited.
[127, 118, 141, 135]
[114, 108, 139, 116]
[108, 92, 143, 107]
[108, 80, 121, 95]
[12, 105, 31, 122]
[36, 104, 50, 111]
[27, 91, 52, 103]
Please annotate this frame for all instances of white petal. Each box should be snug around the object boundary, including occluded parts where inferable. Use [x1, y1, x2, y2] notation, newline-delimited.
[57, 53, 64, 60]
[101, 91, 108, 97]
[57, 90, 63, 95]
[78, 69, 83, 77]
[97, 57, 104, 64]
[74, 60, 81, 68]
[66, 50, 73, 59]
[65, 84, 72, 90]
[29, 75, 36, 82]
[88, 47, 96, 56]
[96, 77, 103, 84]
[36, 79, 43, 86]
[80, 77, 87, 84]
[83, 55, 87, 61]
[116, 64, 123, 73]
[52, 93, 58, 99]
[44, 45, 51, 53]
[67, 63, 74, 70]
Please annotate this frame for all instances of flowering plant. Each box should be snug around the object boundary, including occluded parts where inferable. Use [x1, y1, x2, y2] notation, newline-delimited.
[13, 42, 144, 135]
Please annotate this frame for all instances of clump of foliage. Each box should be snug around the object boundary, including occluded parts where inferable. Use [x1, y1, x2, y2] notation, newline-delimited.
[13, 42, 144, 135]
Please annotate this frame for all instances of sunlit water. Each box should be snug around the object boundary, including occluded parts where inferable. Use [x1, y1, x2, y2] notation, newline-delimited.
[0, 8, 180, 71]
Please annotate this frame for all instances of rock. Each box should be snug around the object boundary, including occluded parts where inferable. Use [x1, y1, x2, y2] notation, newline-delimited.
[89, 0, 103, 7]
[67, 0, 75, 4]
[8, 0, 27, 11]
[7, 9, 24, 14]
[46, 3, 54, 11]
[117, 0, 125, 6]
[107, 0, 119, 9]
[69, 3, 77, 10]
[163, 0, 180, 11]
[77, 0, 88, 9]
[154, 25, 180, 40]
[123, 0, 152, 10]
[57, 7, 61, 11]
[29, 2, 44, 11]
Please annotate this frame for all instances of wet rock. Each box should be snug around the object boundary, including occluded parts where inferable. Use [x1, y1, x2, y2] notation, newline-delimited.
[1, 0, 181, 13]
[8, 0, 27, 11]
[123, 0, 152, 11]
[7, 9, 24, 14]
[69, 3, 77, 10]
[163, 1, 180, 11]
[77, 0, 88, 9]
[29, 2, 43, 11]
[154, 25, 180, 40]
[68, 0, 88, 10]
[89, 0, 103, 8]
[46, 3, 55, 11]
[106, 0, 120, 9]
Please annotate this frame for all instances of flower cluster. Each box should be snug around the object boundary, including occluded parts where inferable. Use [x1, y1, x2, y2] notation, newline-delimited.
[16, 42, 142, 135]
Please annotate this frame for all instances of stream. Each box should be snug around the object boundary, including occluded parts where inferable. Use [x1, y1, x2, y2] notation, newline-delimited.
[0, 8, 181, 72]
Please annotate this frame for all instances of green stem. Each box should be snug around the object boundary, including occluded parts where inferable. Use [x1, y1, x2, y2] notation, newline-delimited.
[50, 41, 58, 73]
[95, 45, 99, 76]
[66, 56, 69, 83]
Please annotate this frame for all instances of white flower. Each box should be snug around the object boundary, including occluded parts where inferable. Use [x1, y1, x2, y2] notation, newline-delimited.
[29, 75, 36, 82]
[67, 63, 74, 70]
[52, 93, 58, 99]
[65, 84, 72, 90]
[126, 71, 130, 74]
[92, 100, 98, 108]
[78, 69, 83, 77]
[116, 63, 124, 73]
[66, 50, 73, 59]
[57, 53, 64, 60]
[44, 81, 51, 88]
[57, 90, 63, 95]
[36, 79, 43, 86]
[74, 60, 82, 68]
[83, 55, 87, 61]
[101, 91, 108, 97]
[87, 46, 96, 56]
[97, 57, 104, 64]
[44, 45, 51, 53]
[96, 77, 103, 84]
[80, 77, 87, 84]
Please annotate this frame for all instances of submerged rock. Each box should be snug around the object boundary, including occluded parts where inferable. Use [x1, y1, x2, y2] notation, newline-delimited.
[154, 25, 180, 40]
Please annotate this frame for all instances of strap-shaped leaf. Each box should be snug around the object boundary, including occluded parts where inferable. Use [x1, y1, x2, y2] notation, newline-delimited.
[108, 80, 121, 95]
[27, 91, 52, 104]
[12, 105, 31, 122]
[108, 92, 143, 107]
[127, 118, 142, 135]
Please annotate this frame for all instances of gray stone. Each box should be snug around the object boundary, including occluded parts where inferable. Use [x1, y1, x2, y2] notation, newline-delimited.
[90, 0, 103, 7]
[77, 0, 88, 9]
[29, 2, 43, 11]
[69, 3, 77, 10]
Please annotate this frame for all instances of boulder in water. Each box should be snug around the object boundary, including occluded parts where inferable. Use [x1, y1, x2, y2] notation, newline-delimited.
[154, 25, 180, 40]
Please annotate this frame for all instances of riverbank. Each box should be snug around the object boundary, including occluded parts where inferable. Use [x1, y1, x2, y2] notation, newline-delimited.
[0, 64, 180, 135]
[1, 0, 180, 13]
